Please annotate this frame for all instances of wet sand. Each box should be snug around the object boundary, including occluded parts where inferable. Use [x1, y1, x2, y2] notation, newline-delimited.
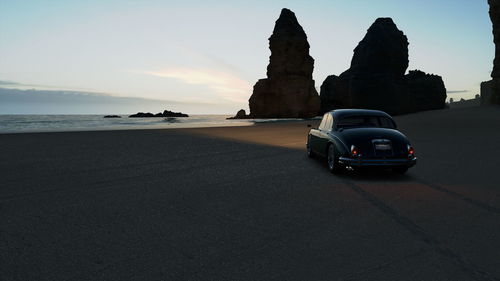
[1, 106, 500, 280]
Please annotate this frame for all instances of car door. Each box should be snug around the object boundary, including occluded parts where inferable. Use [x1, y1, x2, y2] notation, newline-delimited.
[317, 113, 333, 156]
[327, 115, 347, 155]
[309, 113, 327, 154]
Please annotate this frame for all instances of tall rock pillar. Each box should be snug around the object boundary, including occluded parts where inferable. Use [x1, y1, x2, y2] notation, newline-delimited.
[248, 8, 320, 118]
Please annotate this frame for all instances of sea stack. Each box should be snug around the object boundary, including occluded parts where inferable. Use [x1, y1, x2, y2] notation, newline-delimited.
[320, 18, 446, 115]
[481, 80, 493, 105]
[248, 8, 320, 118]
[489, 0, 500, 105]
[405, 70, 446, 111]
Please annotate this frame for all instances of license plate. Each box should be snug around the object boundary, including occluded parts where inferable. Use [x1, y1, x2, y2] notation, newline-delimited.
[375, 144, 391, 150]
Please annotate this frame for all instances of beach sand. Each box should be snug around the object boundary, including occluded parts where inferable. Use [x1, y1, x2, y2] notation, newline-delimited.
[1, 105, 500, 280]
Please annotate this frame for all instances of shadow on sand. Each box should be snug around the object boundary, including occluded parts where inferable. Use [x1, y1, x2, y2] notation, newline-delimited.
[307, 155, 416, 183]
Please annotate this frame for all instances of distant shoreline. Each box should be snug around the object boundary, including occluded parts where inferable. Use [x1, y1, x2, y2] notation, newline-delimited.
[1, 104, 494, 135]
[0, 114, 322, 135]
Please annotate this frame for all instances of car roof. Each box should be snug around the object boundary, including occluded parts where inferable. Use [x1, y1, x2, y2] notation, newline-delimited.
[326, 109, 393, 120]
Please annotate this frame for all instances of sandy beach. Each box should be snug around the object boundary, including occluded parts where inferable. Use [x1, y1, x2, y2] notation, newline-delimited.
[1, 105, 500, 280]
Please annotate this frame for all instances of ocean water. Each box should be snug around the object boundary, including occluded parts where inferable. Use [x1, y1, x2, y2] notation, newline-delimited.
[0, 115, 317, 134]
[0, 115, 250, 133]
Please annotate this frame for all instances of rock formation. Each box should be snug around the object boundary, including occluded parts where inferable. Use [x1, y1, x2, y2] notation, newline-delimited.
[489, 0, 500, 105]
[320, 75, 342, 113]
[248, 8, 320, 118]
[350, 18, 409, 78]
[227, 109, 248, 119]
[481, 80, 493, 105]
[320, 18, 447, 115]
[129, 110, 188, 118]
[405, 70, 447, 111]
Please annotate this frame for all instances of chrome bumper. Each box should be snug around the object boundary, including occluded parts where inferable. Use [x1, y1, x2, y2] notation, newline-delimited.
[338, 156, 417, 167]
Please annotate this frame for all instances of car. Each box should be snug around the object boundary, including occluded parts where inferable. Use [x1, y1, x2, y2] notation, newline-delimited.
[306, 109, 417, 174]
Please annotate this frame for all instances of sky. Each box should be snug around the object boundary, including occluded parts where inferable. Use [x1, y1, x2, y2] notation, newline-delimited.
[0, 0, 494, 114]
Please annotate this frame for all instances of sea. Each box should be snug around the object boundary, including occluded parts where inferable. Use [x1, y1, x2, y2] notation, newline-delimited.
[0, 115, 315, 134]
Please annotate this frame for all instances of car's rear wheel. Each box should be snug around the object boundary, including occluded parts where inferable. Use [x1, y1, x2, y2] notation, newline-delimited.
[327, 144, 343, 174]
[393, 166, 408, 174]
[306, 136, 315, 158]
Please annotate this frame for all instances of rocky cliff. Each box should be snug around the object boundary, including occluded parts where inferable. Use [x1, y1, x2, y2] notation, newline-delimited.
[248, 8, 320, 118]
[320, 18, 446, 115]
[489, 0, 500, 105]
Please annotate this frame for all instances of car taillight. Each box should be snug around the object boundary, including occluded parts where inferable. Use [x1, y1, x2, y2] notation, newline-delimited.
[407, 145, 415, 157]
[351, 145, 360, 157]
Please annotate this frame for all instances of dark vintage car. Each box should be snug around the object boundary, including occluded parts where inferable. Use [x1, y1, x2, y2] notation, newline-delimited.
[307, 109, 417, 174]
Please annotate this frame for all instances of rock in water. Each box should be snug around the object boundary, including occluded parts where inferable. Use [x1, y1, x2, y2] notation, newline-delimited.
[161, 110, 189, 117]
[129, 112, 156, 118]
[248, 8, 320, 118]
[320, 18, 446, 115]
[227, 109, 248, 119]
[489, 0, 500, 105]
[129, 110, 188, 118]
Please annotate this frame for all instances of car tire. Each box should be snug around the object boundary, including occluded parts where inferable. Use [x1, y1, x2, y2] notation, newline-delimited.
[306, 136, 315, 158]
[327, 144, 343, 174]
[393, 167, 408, 174]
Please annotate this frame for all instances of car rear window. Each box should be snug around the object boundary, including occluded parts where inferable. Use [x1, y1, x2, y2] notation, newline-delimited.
[337, 115, 396, 129]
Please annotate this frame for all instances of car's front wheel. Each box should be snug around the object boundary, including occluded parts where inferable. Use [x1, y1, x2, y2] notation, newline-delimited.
[327, 144, 343, 174]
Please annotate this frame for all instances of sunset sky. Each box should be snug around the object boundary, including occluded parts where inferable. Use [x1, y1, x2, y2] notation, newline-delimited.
[0, 0, 494, 114]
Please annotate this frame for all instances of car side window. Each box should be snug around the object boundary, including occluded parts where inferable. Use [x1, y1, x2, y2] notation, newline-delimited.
[318, 114, 328, 130]
[325, 114, 333, 131]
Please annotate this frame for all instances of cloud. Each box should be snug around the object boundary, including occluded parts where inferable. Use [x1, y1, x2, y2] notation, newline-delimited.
[447, 90, 469, 94]
[145, 68, 251, 103]
[179, 46, 248, 77]
[0, 79, 95, 91]
[0, 87, 223, 114]
[0, 87, 180, 104]
[0, 80, 22, 86]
